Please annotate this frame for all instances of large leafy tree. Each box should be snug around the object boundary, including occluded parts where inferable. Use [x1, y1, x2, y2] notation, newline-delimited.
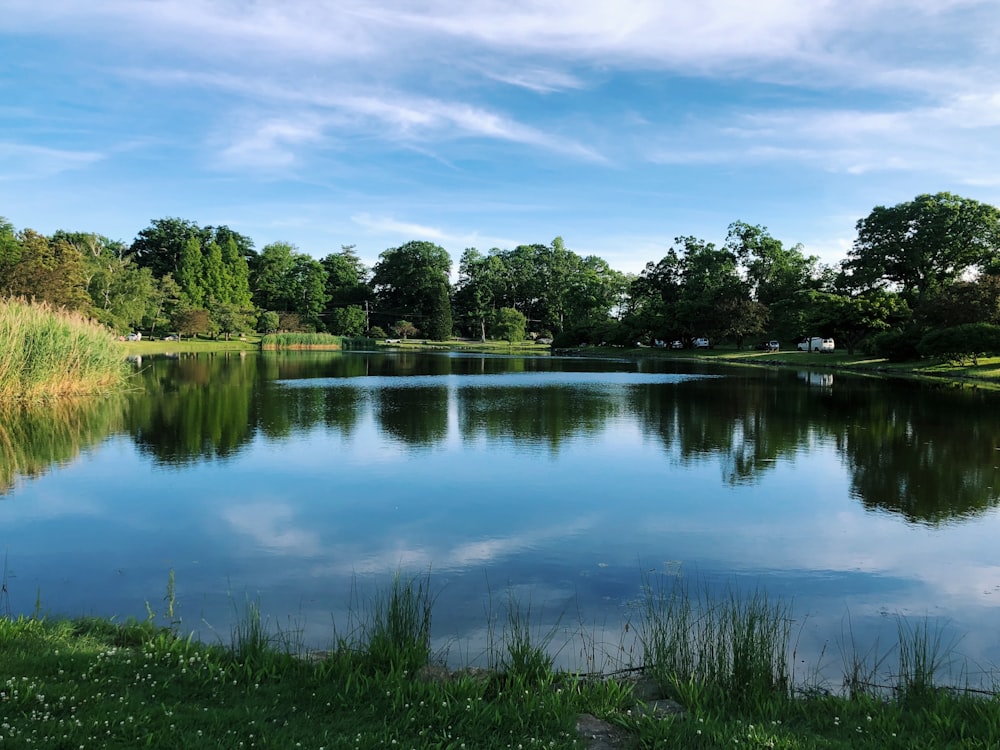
[251, 241, 297, 311]
[321, 245, 372, 310]
[453, 248, 508, 340]
[726, 221, 820, 305]
[129, 218, 255, 308]
[250, 242, 328, 329]
[846, 193, 1000, 305]
[371, 240, 451, 332]
[674, 236, 746, 341]
[287, 255, 329, 329]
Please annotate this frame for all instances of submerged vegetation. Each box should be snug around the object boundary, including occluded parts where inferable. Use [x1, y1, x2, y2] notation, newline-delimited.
[0, 298, 128, 401]
[2, 572, 999, 749]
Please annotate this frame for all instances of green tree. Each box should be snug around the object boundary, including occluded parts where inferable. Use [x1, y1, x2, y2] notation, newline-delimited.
[147, 274, 183, 335]
[393, 320, 418, 339]
[726, 221, 820, 305]
[201, 240, 226, 304]
[129, 217, 202, 280]
[371, 241, 451, 331]
[211, 301, 255, 340]
[284, 255, 328, 329]
[219, 236, 253, 307]
[251, 242, 297, 312]
[847, 192, 1000, 305]
[494, 307, 526, 344]
[0, 229, 91, 311]
[327, 305, 368, 336]
[258, 310, 280, 333]
[174, 307, 212, 339]
[176, 236, 205, 306]
[321, 245, 372, 309]
[425, 281, 453, 340]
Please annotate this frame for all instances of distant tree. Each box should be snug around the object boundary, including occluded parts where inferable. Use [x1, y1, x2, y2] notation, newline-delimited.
[846, 193, 1000, 305]
[201, 240, 226, 304]
[129, 217, 201, 280]
[219, 236, 253, 307]
[258, 310, 280, 333]
[176, 236, 205, 306]
[211, 302, 256, 340]
[493, 307, 526, 344]
[425, 281, 453, 340]
[719, 298, 768, 349]
[146, 274, 183, 335]
[174, 307, 212, 340]
[393, 320, 419, 339]
[278, 311, 305, 331]
[367, 325, 387, 339]
[321, 245, 372, 310]
[251, 242, 296, 311]
[372, 241, 451, 331]
[918, 323, 1000, 365]
[726, 222, 820, 306]
[286, 255, 329, 329]
[327, 305, 368, 336]
[0, 229, 91, 311]
[914, 276, 1000, 328]
[453, 248, 496, 341]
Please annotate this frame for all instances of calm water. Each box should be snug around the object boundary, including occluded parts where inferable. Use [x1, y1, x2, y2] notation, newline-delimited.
[3, 351, 1000, 685]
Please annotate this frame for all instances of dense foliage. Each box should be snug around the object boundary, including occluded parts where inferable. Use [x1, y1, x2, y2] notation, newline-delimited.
[1, 191, 999, 359]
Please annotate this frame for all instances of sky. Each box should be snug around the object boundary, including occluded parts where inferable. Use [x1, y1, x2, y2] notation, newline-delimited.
[2, 0, 999, 276]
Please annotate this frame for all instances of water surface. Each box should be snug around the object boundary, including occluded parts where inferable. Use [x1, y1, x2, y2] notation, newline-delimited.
[2, 351, 999, 685]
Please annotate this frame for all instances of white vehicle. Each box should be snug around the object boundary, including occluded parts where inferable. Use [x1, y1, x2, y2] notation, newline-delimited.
[797, 336, 834, 352]
[693, 337, 710, 349]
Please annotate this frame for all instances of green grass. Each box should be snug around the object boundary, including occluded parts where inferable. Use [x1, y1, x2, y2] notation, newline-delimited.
[0, 298, 129, 401]
[2, 574, 999, 749]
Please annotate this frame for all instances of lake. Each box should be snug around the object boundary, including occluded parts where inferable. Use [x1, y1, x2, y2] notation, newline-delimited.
[2, 351, 999, 688]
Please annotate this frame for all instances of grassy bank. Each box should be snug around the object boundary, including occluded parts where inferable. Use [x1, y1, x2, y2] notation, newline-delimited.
[0, 298, 129, 401]
[2, 575, 998, 749]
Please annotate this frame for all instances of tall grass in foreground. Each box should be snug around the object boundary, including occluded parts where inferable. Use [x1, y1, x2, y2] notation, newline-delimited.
[0, 298, 128, 401]
[260, 332, 342, 350]
[637, 574, 792, 711]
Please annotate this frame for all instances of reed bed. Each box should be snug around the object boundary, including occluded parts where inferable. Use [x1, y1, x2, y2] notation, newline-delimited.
[260, 333, 343, 350]
[0, 298, 128, 401]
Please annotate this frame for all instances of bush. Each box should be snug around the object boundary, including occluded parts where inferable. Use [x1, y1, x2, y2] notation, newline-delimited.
[869, 328, 923, 362]
[918, 323, 1000, 365]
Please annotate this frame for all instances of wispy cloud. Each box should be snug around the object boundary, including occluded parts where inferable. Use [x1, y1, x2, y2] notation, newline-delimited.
[352, 214, 519, 251]
[0, 142, 103, 180]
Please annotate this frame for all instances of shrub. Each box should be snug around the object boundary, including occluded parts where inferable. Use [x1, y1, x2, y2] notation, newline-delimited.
[868, 328, 923, 362]
[917, 323, 1000, 365]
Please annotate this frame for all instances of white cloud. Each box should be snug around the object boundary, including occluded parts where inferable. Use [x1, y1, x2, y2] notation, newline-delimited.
[351, 214, 519, 251]
[221, 502, 321, 555]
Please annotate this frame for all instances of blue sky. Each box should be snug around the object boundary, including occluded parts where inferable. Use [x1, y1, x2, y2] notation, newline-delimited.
[2, 0, 999, 275]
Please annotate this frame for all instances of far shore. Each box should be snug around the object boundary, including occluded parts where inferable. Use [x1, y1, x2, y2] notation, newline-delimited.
[120, 335, 1000, 389]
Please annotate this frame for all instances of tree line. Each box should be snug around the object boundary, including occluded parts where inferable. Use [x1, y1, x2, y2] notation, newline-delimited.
[1, 191, 999, 358]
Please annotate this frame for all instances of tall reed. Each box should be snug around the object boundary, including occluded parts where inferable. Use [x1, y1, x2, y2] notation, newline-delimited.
[260, 333, 343, 350]
[0, 298, 128, 401]
[638, 573, 792, 709]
